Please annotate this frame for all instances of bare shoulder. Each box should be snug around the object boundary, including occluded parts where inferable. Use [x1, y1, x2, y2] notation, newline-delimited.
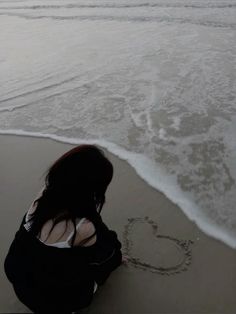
[39, 217, 97, 246]
[40, 219, 70, 244]
[74, 219, 97, 247]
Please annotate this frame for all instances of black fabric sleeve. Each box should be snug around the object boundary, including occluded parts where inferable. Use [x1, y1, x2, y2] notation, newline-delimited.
[86, 217, 122, 285]
[89, 247, 122, 285]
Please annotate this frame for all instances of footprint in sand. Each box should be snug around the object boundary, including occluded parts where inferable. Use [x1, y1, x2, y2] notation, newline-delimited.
[123, 217, 194, 275]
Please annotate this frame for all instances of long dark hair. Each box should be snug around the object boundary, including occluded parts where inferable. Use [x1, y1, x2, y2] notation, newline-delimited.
[29, 145, 113, 246]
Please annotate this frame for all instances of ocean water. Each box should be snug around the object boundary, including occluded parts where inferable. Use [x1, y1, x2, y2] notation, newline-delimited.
[0, 0, 236, 247]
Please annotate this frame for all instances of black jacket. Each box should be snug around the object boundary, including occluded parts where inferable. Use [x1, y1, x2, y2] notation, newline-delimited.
[4, 213, 122, 313]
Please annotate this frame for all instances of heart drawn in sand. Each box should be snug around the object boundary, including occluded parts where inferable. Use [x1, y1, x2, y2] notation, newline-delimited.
[123, 217, 193, 275]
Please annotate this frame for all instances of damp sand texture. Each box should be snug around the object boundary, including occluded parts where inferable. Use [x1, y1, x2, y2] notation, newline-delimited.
[1, 135, 236, 313]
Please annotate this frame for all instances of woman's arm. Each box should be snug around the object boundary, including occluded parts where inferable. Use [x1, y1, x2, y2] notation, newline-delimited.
[86, 220, 122, 285]
[74, 217, 122, 285]
[89, 246, 122, 285]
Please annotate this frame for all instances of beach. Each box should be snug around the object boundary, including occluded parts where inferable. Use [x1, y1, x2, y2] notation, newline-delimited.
[1, 0, 236, 248]
[1, 0, 236, 312]
[1, 134, 236, 314]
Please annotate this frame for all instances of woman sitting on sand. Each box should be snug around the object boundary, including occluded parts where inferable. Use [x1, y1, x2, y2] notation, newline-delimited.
[4, 145, 122, 313]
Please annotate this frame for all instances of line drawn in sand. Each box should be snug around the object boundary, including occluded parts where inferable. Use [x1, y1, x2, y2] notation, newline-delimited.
[123, 217, 194, 276]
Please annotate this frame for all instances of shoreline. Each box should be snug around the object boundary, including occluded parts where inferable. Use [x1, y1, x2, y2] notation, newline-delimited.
[1, 134, 236, 313]
[0, 129, 235, 249]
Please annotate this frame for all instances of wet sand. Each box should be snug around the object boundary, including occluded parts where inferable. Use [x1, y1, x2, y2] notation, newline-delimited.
[1, 134, 236, 313]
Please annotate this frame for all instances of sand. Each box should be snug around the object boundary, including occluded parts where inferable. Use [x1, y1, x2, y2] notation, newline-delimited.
[1, 134, 236, 314]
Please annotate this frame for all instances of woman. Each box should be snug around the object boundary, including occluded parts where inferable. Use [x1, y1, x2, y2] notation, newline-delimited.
[4, 145, 122, 313]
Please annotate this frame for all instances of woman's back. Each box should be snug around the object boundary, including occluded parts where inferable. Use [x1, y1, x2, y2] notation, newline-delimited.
[5, 210, 122, 313]
[25, 204, 97, 248]
[40, 217, 96, 247]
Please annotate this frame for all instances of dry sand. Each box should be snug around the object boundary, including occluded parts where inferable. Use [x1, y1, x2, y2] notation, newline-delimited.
[1, 134, 236, 314]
